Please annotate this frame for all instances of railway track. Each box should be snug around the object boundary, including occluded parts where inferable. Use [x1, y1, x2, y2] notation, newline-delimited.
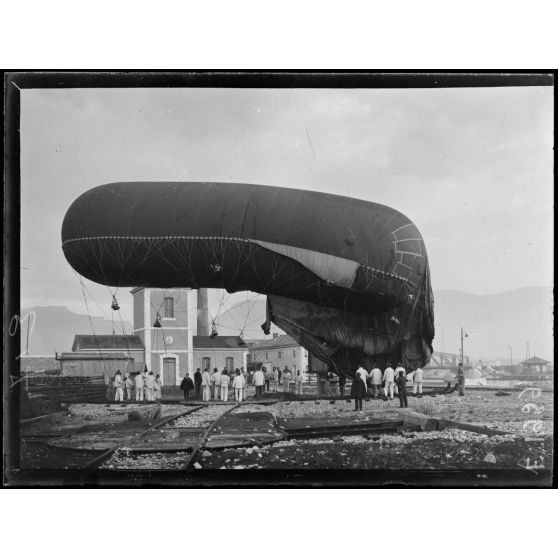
[87, 403, 241, 470]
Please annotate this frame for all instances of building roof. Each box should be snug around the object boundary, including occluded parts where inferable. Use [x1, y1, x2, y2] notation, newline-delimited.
[60, 352, 132, 360]
[519, 356, 550, 365]
[249, 334, 300, 351]
[71, 335, 144, 351]
[193, 335, 248, 350]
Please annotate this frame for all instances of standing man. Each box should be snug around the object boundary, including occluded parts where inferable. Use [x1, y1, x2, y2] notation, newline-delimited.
[264, 367, 271, 392]
[395, 370, 408, 408]
[413, 367, 424, 397]
[295, 371, 304, 395]
[457, 362, 466, 396]
[350, 372, 366, 411]
[124, 373, 133, 402]
[201, 368, 211, 401]
[145, 371, 155, 402]
[181, 373, 194, 400]
[383, 363, 396, 399]
[134, 371, 145, 402]
[356, 364, 369, 396]
[371, 364, 382, 398]
[272, 367, 279, 392]
[232, 370, 244, 401]
[253, 366, 265, 400]
[194, 368, 202, 396]
[220, 370, 230, 402]
[283, 367, 292, 392]
[113, 370, 124, 403]
[241, 367, 248, 400]
[103, 368, 113, 405]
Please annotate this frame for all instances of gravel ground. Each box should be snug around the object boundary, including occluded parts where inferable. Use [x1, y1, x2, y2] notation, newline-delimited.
[101, 450, 191, 470]
[172, 404, 236, 428]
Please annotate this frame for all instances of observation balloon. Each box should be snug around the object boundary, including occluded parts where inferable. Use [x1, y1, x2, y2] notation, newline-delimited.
[62, 182, 435, 374]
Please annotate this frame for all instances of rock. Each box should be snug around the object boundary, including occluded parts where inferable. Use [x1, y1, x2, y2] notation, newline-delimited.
[193, 462, 202, 469]
[257, 453, 262, 458]
[233, 465, 245, 469]
[245, 447, 253, 455]
[483, 453, 497, 464]
[202, 450, 212, 458]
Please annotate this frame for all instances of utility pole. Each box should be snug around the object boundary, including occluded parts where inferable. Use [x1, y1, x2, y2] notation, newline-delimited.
[460, 327, 468, 365]
[508, 345, 513, 367]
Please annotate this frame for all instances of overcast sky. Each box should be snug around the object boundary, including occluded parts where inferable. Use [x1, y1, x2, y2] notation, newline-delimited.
[21, 86, 553, 323]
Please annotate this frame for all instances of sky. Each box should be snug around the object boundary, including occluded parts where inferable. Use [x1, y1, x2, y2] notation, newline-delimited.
[20, 85, 553, 324]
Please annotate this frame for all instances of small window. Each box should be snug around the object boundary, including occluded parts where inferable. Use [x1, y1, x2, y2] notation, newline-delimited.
[225, 357, 234, 370]
[278, 351, 282, 359]
[164, 297, 174, 318]
[201, 357, 210, 372]
[265, 352, 268, 360]
[293, 350, 296, 358]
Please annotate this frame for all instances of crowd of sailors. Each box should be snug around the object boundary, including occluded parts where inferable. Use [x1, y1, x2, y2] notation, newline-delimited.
[194, 365, 304, 402]
[348, 361, 466, 411]
[104, 361, 466, 409]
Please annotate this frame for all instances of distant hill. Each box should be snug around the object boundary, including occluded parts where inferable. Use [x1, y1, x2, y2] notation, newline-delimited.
[22, 287, 553, 362]
[20, 306, 132, 355]
[433, 287, 553, 362]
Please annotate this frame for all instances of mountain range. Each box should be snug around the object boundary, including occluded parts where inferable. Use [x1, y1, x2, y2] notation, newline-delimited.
[22, 286, 553, 362]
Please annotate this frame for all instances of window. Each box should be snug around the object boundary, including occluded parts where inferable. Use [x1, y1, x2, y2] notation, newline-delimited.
[293, 350, 296, 358]
[225, 357, 234, 371]
[278, 351, 282, 359]
[164, 297, 174, 318]
[201, 357, 210, 372]
[265, 353, 268, 360]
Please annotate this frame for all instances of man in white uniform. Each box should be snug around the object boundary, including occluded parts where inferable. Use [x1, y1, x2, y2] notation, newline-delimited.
[355, 364, 369, 395]
[232, 370, 244, 401]
[134, 371, 144, 402]
[201, 369, 211, 401]
[413, 367, 424, 396]
[382, 363, 396, 399]
[370, 363, 383, 398]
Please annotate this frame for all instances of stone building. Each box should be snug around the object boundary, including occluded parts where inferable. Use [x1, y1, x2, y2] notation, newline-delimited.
[192, 336, 249, 373]
[247, 334, 309, 375]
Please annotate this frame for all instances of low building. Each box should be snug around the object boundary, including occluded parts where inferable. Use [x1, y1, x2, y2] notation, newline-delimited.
[193, 336, 249, 373]
[58, 352, 134, 377]
[248, 334, 308, 374]
[59, 334, 145, 377]
[519, 356, 550, 376]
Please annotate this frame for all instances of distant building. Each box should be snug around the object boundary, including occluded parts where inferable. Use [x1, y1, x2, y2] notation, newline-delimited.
[519, 356, 550, 376]
[193, 336, 249, 373]
[248, 334, 308, 374]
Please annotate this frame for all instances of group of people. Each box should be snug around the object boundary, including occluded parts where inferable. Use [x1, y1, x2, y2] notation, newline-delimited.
[106, 369, 162, 404]
[348, 361, 466, 411]
[349, 362, 424, 410]
[194, 367, 248, 402]
[188, 365, 305, 402]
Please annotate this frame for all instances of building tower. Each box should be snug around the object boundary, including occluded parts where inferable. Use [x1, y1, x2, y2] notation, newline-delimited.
[131, 287, 196, 386]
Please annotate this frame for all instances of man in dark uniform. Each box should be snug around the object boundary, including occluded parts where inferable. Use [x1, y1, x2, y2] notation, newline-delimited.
[350, 371, 366, 411]
[395, 370, 408, 408]
[194, 368, 202, 395]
